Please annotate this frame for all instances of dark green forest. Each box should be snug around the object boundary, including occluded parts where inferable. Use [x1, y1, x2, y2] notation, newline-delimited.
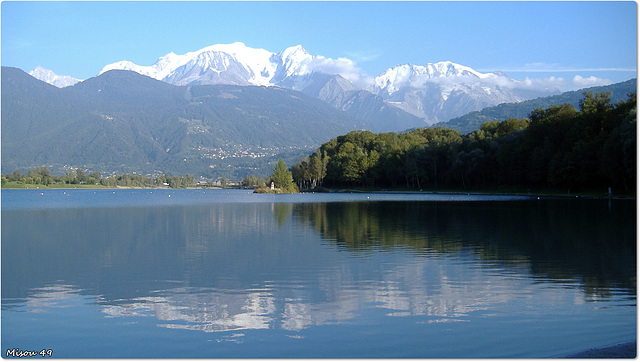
[293, 92, 636, 194]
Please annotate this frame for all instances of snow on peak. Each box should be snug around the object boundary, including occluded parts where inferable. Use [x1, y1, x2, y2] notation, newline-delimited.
[197, 42, 273, 65]
[280, 45, 309, 60]
[100, 43, 326, 87]
[29, 66, 81, 88]
[374, 61, 501, 94]
[100, 60, 158, 78]
[425, 61, 495, 79]
[98, 44, 512, 97]
[277, 45, 314, 77]
[101, 42, 277, 86]
[374, 64, 421, 93]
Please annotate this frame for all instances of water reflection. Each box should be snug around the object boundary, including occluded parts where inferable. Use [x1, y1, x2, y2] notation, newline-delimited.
[291, 200, 636, 295]
[2, 197, 636, 355]
[9, 261, 598, 337]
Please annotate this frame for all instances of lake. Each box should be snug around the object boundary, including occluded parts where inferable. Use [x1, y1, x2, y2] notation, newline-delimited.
[1, 189, 636, 358]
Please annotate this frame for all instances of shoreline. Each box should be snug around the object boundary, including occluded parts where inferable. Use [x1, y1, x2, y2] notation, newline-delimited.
[315, 187, 636, 200]
[2, 186, 636, 200]
[566, 341, 636, 358]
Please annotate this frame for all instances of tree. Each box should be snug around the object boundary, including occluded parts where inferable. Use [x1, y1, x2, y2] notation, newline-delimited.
[167, 175, 182, 188]
[182, 174, 195, 187]
[579, 91, 612, 114]
[241, 175, 265, 188]
[64, 171, 77, 184]
[291, 157, 311, 190]
[8, 170, 22, 182]
[271, 158, 296, 193]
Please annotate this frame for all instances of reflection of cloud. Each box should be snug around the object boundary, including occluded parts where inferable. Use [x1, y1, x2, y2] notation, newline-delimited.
[282, 303, 313, 331]
[95, 257, 584, 336]
[24, 285, 83, 312]
[102, 290, 277, 333]
[20, 258, 587, 341]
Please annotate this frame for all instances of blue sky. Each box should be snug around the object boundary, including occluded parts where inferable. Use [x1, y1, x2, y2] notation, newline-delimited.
[2, 1, 637, 90]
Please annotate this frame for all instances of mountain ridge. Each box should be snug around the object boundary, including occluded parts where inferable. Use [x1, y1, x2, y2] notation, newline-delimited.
[4, 65, 635, 180]
[93, 42, 556, 126]
[1, 66, 365, 178]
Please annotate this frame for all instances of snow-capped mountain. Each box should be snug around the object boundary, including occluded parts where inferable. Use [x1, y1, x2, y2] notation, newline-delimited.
[374, 62, 492, 95]
[29, 66, 81, 88]
[100, 42, 313, 88]
[371, 62, 544, 123]
[94, 42, 556, 127]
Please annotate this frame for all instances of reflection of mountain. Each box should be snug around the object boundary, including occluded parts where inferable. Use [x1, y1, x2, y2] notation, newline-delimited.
[2, 196, 635, 338]
[16, 261, 586, 336]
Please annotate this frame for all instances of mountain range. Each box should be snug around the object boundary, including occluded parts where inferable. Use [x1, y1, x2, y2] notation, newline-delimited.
[4, 63, 635, 180]
[10, 42, 635, 179]
[31, 42, 558, 128]
[1, 66, 364, 178]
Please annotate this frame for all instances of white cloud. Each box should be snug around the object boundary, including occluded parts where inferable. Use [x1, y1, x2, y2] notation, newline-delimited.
[504, 75, 614, 93]
[571, 75, 612, 89]
[520, 76, 568, 91]
[521, 62, 564, 72]
[492, 63, 635, 73]
[307, 56, 374, 88]
[301, 55, 619, 94]
[411, 73, 567, 95]
[344, 50, 382, 63]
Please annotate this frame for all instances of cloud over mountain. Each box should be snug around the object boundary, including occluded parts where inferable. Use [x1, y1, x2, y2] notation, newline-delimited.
[572, 75, 612, 88]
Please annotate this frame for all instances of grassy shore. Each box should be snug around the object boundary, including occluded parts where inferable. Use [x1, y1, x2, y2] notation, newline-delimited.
[2, 181, 111, 189]
[1, 182, 234, 190]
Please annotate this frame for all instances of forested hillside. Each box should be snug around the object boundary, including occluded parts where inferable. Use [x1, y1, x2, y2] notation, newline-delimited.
[436, 79, 636, 135]
[1, 67, 364, 179]
[293, 92, 636, 194]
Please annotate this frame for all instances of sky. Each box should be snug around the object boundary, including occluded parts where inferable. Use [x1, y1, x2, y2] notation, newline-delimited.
[1, 1, 637, 91]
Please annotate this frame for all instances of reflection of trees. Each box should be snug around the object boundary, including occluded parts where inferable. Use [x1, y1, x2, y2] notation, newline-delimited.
[272, 203, 293, 228]
[2, 203, 287, 301]
[3, 198, 635, 343]
[293, 199, 636, 296]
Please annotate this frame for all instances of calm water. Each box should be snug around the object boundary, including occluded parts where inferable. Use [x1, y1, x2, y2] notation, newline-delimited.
[1, 189, 636, 358]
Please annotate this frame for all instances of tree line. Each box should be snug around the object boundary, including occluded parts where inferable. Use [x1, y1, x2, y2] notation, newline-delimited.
[2, 167, 198, 189]
[4, 91, 634, 194]
[245, 158, 299, 193]
[292, 92, 636, 194]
